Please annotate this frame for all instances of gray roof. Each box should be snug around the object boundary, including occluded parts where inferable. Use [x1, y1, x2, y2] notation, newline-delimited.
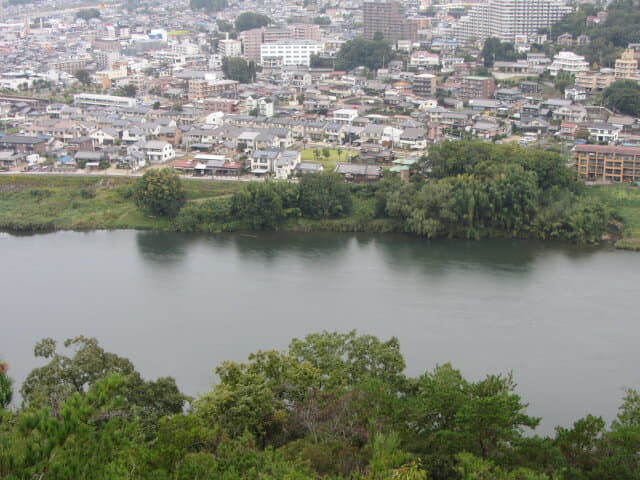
[335, 163, 382, 176]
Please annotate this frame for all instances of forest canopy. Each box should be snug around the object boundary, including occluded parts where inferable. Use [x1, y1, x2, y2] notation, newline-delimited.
[2, 332, 639, 479]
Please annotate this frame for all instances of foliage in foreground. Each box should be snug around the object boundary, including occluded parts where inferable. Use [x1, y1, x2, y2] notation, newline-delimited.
[2, 332, 640, 480]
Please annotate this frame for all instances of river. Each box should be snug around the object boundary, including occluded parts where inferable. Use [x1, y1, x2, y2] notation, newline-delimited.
[2, 230, 639, 435]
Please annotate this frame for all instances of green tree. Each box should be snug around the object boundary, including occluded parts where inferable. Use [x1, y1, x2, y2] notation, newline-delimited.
[482, 37, 517, 67]
[16, 373, 146, 479]
[602, 79, 640, 116]
[230, 180, 300, 229]
[216, 18, 234, 32]
[235, 12, 272, 32]
[312, 16, 331, 25]
[75, 8, 100, 20]
[74, 69, 91, 86]
[298, 172, 353, 219]
[133, 168, 186, 217]
[334, 37, 393, 71]
[20, 336, 185, 434]
[190, 0, 228, 13]
[120, 84, 137, 97]
[222, 57, 256, 83]
[0, 361, 12, 410]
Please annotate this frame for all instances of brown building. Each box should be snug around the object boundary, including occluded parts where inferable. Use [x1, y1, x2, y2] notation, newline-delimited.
[460, 76, 496, 99]
[188, 79, 238, 101]
[241, 28, 265, 64]
[412, 73, 437, 98]
[0, 135, 48, 155]
[363, 0, 415, 43]
[49, 58, 90, 75]
[203, 97, 240, 113]
[574, 144, 640, 183]
[293, 24, 320, 41]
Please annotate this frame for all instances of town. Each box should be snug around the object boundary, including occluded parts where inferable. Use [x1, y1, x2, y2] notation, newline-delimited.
[0, 0, 639, 185]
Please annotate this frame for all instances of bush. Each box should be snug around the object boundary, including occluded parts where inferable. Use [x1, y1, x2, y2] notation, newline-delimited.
[133, 168, 186, 217]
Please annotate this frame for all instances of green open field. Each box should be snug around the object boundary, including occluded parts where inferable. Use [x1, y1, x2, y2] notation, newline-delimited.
[0, 175, 241, 232]
[585, 184, 640, 250]
[300, 148, 357, 171]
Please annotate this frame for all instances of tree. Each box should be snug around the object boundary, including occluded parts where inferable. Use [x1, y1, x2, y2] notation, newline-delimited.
[75, 8, 100, 20]
[0, 361, 12, 410]
[312, 16, 330, 25]
[334, 37, 393, 72]
[230, 181, 300, 230]
[115, 84, 137, 97]
[222, 57, 256, 83]
[298, 172, 353, 219]
[189, 0, 228, 13]
[20, 336, 185, 440]
[482, 37, 517, 67]
[216, 18, 234, 32]
[602, 79, 640, 116]
[74, 69, 91, 86]
[16, 373, 146, 479]
[235, 12, 272, 32]
[133, 168, 186, 217]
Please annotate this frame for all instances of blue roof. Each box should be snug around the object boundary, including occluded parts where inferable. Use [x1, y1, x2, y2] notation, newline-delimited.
[59, 155, 74, 163]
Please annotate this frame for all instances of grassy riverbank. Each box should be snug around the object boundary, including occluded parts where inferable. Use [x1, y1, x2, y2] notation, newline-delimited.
[1, 173, 639, 250]
[0, 175, 241, 232]
[585, 184, 640, 250]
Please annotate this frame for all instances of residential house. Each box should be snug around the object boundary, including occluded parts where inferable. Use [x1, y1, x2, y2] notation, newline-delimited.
[587, 122, 621, 143]
[398, 128, 428, 150]
[141, 140, 175, 164]
[334, 163, 382, 182]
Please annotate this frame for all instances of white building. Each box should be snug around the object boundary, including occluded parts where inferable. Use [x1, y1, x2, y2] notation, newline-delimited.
[74, 93, 137, 108]
[142, 140, 175, 164]
[250, 149, 299, 178]
[587, 123, 621, 143]
[453, 0, 571, 43]
[410, 51, 440, 68]
[333, 108, 359, 124]
[219, 39, 242, 58]
[260, 41, 323, 67]
[548, 51, 589, 76]
[246, 96, 275, 117]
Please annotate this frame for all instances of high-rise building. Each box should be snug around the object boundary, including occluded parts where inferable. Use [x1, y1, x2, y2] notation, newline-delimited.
[241, 28, 265, 64]
[363, 1, 416, 43]
[453, 0, 571, 43]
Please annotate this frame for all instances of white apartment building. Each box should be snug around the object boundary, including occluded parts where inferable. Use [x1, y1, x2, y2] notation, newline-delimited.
[73, 93, 137, 108]
[219, 39, 242, 58]
[260, 41, 323, 67]
[453, 0, 571, 43]
[548, 51, 589, 76]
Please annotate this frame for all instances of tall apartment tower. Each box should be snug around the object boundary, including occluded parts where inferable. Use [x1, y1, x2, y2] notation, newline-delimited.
[363, 1, 415, 43]
[454, 0, 571, 43]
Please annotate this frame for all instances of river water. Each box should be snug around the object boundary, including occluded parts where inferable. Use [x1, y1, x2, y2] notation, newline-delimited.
[1, 230, 639, 434]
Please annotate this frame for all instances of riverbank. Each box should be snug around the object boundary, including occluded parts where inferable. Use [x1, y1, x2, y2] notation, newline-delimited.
[0, 174, 241, 232]
[1, 174, 639, 249]
[583, 184, 640, 250]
